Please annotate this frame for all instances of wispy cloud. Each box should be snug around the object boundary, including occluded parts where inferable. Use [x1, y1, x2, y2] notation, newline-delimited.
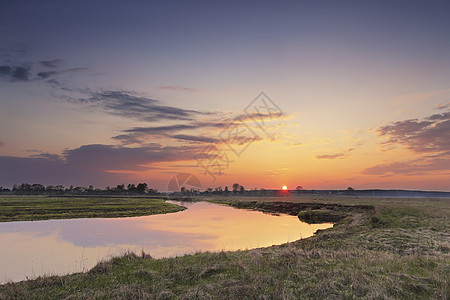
[316, 148, 354, 160]
[365, 108, 450, 176]
[170, 134, 220, 143]
[64, 144, 200, 171]
[316, 153, 347, 160]
[0, 58, 86, 83]
[0, 65, 31, 81]
[74, 90, 210, 122]
[363, 157, 450, 176]
[39, 59, 64, 68]
[115, 112, 276, 146]
[159, 85, 198, 92]
[37, 67, 87, 79]
[122, 122, 223, 135]
[377, 111, 450, 154]
[436, 102, 450, 110]
[0, 143, 203, 186]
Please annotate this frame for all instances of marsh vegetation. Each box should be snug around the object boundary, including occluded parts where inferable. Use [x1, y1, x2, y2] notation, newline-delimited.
[0, 196, 184, 222]
[0, 195, 448, 299]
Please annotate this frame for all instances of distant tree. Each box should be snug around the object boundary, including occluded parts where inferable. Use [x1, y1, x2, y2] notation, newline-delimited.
[127, 184, 136, 192]
[232, 183, 240, 192]
[148, 188, 158, 194]
[224, 186, 229, 195]
[347, 187, 354, 191]
[136, 183, 148, 194]
[206, 188, 213, 193]
[181, 187, 186, 193]
[14, 183, 31, 194]
[0, 186, 10, 193]
[4, 182, 166, 195]
[239, 185, 245, 193]
[73, 186, 85, 193]
[16, 183, 30, 194]
[116, 184, 125, 192]
[31, 184, 45, 194]
[296, 186, 304, 190]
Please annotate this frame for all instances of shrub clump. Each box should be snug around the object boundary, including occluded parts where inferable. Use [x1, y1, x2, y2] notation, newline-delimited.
[298, 209, 346, 223]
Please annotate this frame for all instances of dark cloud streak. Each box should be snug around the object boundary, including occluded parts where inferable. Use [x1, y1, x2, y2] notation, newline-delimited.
[0, 143, 203, 187]
[37, 67, 87, 79]
[316, 153, 347, 159]
[75, 90, 209, 123]
[39, 59, 64, 68]
[0, 65, 31, 81]
[377, 111, 450, 154]
[159, 85, 198, 92]
[363, 158, 450, 176]
[365, 109, 450, 176]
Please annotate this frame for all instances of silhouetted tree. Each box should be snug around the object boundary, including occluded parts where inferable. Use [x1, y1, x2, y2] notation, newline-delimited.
[127, 184, 136, 192]
[148, 188, 158, 194]
[239, 185, 245, 193]
[73, 186, 85, 194]
[116, 184, 125, 192]
[136, 183, 148, 194]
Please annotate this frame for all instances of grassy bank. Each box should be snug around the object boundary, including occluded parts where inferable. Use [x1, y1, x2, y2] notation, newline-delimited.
[0, 196, 449, 299]
[0, 196, 185, 222]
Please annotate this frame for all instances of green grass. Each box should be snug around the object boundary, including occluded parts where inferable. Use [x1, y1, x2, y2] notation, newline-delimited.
[0, 195, 449, 299]
[0, 196, 185, 222]
[297, 209, 347, 223]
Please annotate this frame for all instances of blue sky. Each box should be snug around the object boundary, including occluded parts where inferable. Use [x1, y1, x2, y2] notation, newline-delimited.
[1, 1, 449, 190]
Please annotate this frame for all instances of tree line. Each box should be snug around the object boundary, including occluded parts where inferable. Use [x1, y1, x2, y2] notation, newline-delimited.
[0, 182, 353, 196]
[0, 183, 158, 195]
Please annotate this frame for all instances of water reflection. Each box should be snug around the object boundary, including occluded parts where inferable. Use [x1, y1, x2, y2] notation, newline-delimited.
[0, 201, 332, 283]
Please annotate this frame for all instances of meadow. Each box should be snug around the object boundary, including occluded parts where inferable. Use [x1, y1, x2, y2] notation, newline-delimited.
[0, 196, 184, 222]
[0, 195, 448, 299]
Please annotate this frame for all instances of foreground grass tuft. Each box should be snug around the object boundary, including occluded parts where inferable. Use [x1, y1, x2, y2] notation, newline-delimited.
[0, 196, 449, 299]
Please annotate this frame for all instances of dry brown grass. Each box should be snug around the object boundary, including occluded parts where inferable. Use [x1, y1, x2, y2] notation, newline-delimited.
[0, 195, 449, 299]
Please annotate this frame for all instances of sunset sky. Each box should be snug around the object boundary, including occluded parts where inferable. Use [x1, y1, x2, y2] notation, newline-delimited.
[0, 1, 449, 191]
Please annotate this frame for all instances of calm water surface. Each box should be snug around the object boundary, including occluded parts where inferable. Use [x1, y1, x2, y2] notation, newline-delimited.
[0, 201, 332, 283]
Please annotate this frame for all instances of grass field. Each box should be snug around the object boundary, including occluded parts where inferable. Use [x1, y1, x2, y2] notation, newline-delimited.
[0, 195, 449, 299]
[0, 196, 185, 222]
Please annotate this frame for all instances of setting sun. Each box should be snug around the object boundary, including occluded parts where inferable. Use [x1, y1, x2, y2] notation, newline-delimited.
[282, 185, 287, 190]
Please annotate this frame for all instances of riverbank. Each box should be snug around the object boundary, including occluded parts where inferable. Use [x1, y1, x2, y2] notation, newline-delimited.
[0, 196, 185, 222]
[0, 196, 448, 299]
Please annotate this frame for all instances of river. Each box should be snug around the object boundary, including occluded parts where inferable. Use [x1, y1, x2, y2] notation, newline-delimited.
[0, 201, 333, 283]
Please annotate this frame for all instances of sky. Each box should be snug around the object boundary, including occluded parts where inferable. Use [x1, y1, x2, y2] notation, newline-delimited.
[0, 0, 449, 191]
